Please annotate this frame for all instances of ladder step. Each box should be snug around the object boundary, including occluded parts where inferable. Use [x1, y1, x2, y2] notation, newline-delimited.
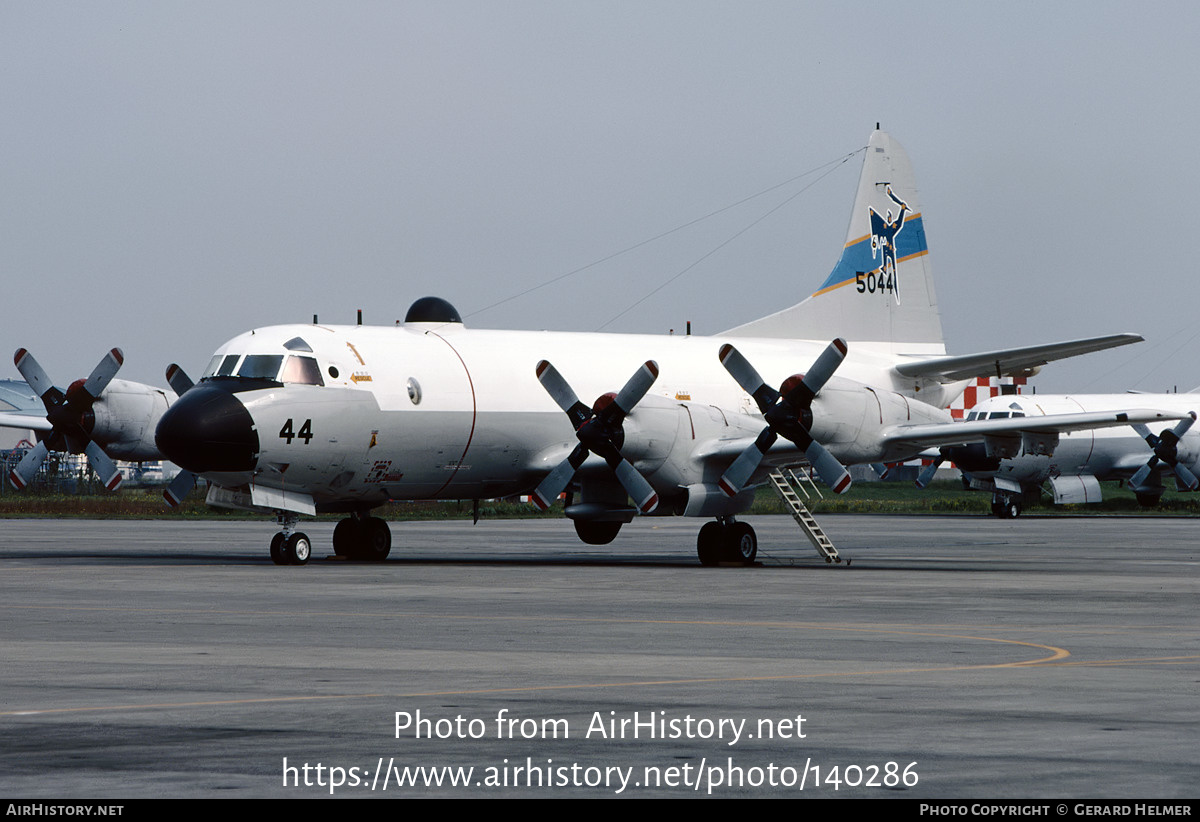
[767, 470, 840, 562]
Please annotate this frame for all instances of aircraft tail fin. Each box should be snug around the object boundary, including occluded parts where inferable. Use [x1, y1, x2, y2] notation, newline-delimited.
[725, 128, 945, 355]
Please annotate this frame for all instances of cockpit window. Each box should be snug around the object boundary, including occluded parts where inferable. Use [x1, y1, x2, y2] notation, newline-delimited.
[281, 355, 324, 386]
[201, 352, 325, 385]
[966, 411, 978, 421]
[988, 411, 1010, 419]
[237, 354, 285, 380]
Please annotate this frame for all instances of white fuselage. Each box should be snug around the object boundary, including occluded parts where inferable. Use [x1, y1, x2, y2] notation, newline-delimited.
[189, 320, 953, 512]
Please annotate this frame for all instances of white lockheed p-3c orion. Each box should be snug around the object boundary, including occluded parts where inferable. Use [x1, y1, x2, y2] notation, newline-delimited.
[8, 129, 1177, 566]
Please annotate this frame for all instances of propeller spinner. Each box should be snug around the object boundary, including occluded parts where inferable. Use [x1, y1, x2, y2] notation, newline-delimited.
[717, 339, 852, 497]
[531, 360, 660, 514]
[8, 348, 125, 491]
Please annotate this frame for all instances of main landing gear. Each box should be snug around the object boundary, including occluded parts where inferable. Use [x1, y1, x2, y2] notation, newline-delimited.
[696, 518, 758, 567]
[332, 515, 392, 560]
[270, 513, 311, 565]
[990, 492, 1022, 519]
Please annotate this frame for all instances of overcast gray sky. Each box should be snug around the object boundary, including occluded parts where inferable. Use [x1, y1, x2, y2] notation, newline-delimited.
[3, 1, 1198, 394]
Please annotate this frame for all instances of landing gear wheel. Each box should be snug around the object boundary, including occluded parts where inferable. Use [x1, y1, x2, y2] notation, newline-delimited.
[1135, 492, 1162, 508]
[697, 522, 723, 566]
[283, 532, 311, 565]
[361, 517, 392, 560]
[332, 518, 363, 557]
[725, 521, 757, 565]
[574, 520, 622, 545]
[991, 494, 1022, 518]
[270, 532, 286, 565]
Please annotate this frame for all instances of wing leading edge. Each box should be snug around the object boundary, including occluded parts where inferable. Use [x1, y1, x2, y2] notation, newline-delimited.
[880, 408, 1189, 455]
[894, 333, 1143, 383]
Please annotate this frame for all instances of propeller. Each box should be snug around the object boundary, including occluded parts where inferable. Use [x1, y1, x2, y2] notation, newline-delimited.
[717, 339, 852, 496]
[8, 348, 124, 491]
[1129, 412, 1199, 492]
[531, 360, 660, 514]
[914, 453, 947, 488]
[161, 363, 199, 506]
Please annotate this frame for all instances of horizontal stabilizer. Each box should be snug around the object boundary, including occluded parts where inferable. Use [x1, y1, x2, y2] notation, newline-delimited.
[894, 333, 1143, 383]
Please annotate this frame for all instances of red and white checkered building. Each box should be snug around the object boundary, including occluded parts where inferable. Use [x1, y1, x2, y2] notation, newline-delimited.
[947, 376, 1028, 419]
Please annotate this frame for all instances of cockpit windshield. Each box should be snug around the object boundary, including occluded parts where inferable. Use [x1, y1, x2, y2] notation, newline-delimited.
[201, 354, 324, 386]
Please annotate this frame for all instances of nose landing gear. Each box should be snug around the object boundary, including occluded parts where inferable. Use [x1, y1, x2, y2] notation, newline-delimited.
[270, 513, 311, 565]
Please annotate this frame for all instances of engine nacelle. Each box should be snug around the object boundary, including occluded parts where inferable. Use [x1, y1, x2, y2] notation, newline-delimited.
[811, 376, 947, 464]
[86, 379, 173, 461]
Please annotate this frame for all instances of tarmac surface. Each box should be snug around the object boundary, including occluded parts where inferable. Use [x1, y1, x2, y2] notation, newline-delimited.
[0, 514, 1196, 799]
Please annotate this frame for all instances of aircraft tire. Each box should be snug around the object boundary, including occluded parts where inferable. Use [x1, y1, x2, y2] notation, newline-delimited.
[362, 517, 392, 560]
[1135, 492, 1162, 508]
[991, 496, 1021, 518]
[573, 520, 621, 545]
[332, 518, 363, 558]
[696, 522, 723, 566]
[270, 532, 287, 565]
[284, 533, 311, 565]
[724, 522, 757, 565]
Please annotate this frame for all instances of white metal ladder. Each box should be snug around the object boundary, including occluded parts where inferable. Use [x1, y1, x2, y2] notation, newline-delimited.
[768, 469, 841, 564]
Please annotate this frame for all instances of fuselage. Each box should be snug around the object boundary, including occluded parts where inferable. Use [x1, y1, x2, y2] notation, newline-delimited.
[154, 319, 955, 513]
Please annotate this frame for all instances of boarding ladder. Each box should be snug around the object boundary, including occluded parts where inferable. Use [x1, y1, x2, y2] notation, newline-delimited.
[767, 469, 841, 564]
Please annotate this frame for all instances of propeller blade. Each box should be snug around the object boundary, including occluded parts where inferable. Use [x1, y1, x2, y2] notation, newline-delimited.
[805, 439, 852, 494]
[1169, 412, 1196, 441]
[613, 459, 659, 514]
[718, 428, 777, 497]
[718, 344, 778, 412]
[609, 361, 659, 421]
[163, 469, 198, 507]
[81, 348, 124, 400]
[783, 338, 848, 406]
[8, 441, 49, 490]
[531, 444, 588, 510]
[1129, 458, 1158, 491]
[1172, 462, 1199, 492]
[914, 455, 945, 489]
[165, 364, 194, 396]
[13, 349, 58, 405]
[84, 440, 122, 491]
[535, 360, 591, 428]
[1131, 422, 1154, 443]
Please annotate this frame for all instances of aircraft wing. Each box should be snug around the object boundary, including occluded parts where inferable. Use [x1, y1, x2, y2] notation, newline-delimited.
[880, 408, 1188, 454]
[893, 333, 1143, 383]
[0, 411, 52, 433]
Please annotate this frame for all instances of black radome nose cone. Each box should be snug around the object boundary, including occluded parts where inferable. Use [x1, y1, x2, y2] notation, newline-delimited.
[156, 384, 259, 473]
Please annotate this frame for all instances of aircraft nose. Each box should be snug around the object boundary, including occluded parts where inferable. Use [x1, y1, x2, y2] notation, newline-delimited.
[156, 383, 259, 473]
